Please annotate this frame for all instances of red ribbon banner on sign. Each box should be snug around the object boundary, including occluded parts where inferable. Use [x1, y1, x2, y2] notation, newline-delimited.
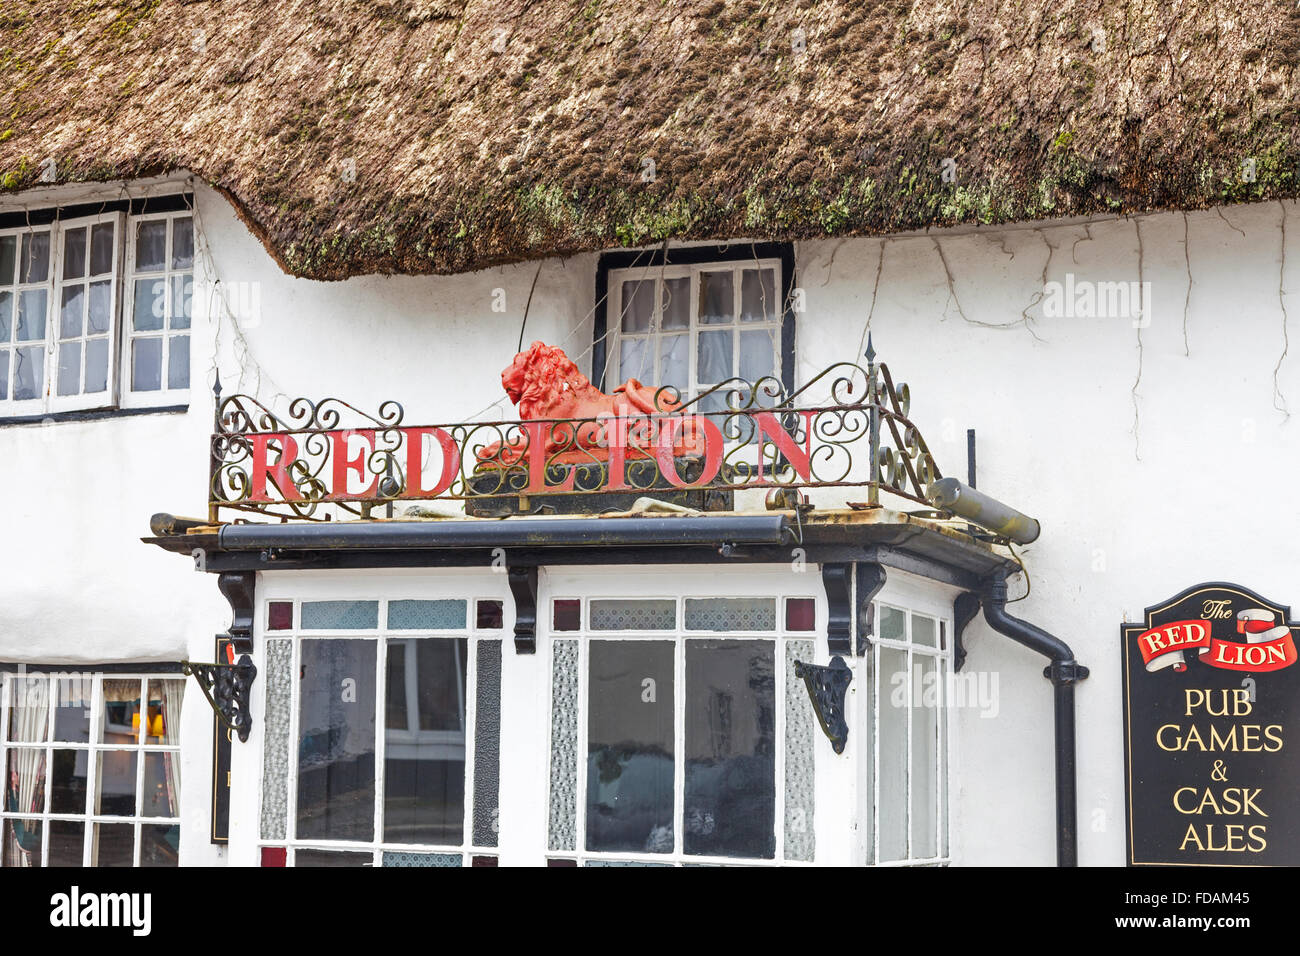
[1136, 610, 1298, 673]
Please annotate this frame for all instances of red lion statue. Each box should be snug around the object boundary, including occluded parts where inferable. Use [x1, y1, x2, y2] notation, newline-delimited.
[476, 341, 703, 466]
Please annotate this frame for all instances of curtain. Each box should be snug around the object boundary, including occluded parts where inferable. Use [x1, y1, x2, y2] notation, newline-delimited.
[4, 677, 50, 867]
[160, 680, 183, 817]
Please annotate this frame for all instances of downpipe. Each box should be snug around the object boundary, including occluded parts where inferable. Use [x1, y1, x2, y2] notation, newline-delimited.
[981, 570, 1090, 867]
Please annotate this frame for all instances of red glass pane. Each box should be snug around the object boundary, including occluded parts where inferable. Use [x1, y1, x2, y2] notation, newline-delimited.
[553, 599, 580, 632]
[471, 855, 498, 867]
[267, 602, 293, 631]
[547, 858, 578, 867]
[261, 846, 287, 867]
[786, 598, 815, 632]
[476, 599, 504, 629]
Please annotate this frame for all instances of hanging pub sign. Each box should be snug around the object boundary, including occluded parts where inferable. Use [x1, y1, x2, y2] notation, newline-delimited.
[207, 340, 943, 521]
[1121, 582, 1300, 866]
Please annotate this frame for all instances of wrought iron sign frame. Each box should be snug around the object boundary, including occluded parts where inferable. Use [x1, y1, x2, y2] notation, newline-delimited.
[207, 343, 945, 522]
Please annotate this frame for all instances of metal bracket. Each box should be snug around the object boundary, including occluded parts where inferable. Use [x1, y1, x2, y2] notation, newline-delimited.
[953, 591, 980, 673]
[182, 655, 257, 742]
[508, 565, 539, 654]
[1044, 660, 1091, 685]
[793, 656, 853, 754]
[821, 563, 852, 655]
[216, 570, 256, 656]
[855, 562, 887, 656]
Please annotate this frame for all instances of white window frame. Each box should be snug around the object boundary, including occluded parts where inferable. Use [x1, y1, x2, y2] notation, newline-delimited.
[864, 572, 955, 867]
[47, 212, 126, 414]
[604, 258, 784, 403]
[0, 672, 184, 867]
[120, 210, 193, 409]
[0, 223, 57, 416]
[255, 574, 509, 867]
[544, 566, 822, 867]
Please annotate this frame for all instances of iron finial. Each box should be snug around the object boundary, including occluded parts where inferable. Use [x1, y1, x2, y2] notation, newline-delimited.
[212, 369, 222, 399]
[865, 332, 876, 365]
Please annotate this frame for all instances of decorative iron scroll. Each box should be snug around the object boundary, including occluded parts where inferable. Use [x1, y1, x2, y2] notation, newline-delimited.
[793, 656, 853, 754]
[208, 344, 943, 520]
[182, 655, 257, 743]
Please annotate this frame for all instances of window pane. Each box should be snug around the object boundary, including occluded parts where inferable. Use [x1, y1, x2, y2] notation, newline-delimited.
[472, 639, 502, 847]
[620, 279, 653, 333]
[911, 655, 939, 859]
[131, 338, 162, 391]
[90, 223, 115, 275]
[13, 347, 43, 400]
[168, 334, 189, 389]
[301, 600, 379, 629]
[476, 599, 503, 629]
[618, 337, 647, 383]
[62, 227, 87, 280]
[658, 334, 688, 394]
[913, 614, 938, 648]
[59, 286, 84, 339]
[586, 640, 674, 853]
[880, 605, 906, 642]
[684, 639, 775, 858]
[53, 747, 92, 813]
[53, 681, 91, 742]
[739, 329, 774, 381]
[553, 599, 580, 631]
[697, 330, 732, 384]
[171, 274, 192, 330]
[56, 341, 80, 396]
[296, 639, 377, 842]
[142, 752, 178, 817]
[91, 823, 134, 866]
[878, 646, 909, 861]
[784, 639, 816, 861]
[140, 824, 180, 866]
[8, 677, 50, 742]
[741, 268, 777, 322]
[662, 276, 689, 329]
[87, 279, 112, 333]
[295, 849, 371, 867]
[20, 232, 49, 283]
[5, 747, 47, 817]
[145, 679, 183, 745]
[261, 640, 292, 842]
[95, 750, 138, 815]
[684, 597, 776, 632]
[0, 291, 11, 340]
[0, 235, 14, 284]
[785, 598, 815, 631]
[0, 348, 7, 400]
[698, 271, 734, 324]
[17, 290, 46, 340]
[100, 679, 142, 745]
[589, 599, 675, 631]
[84, 338, 109, 393]
[383, 637, 467, 845]
[548, 640, 579, 852]
[171, 217, 194, 269]
[387, 599, 467, 630]
[135, 220, 167, 272]
[133, 278, 165, 331]
[49, 820, 84, 866]
[386, 646, 408, 730]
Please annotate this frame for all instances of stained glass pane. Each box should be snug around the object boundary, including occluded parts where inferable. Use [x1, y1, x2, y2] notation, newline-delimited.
[261, 642, 293, 840]
[684, 597, 776, 632]
[267, 601, 293, 631]
[382, 851, 461, 867]
[473, 639, 502, 847]
[547, 639, 578, 851]
[296, 639, 376, 841]
[784, 639, 816, 861]
[301, 600, 379, 630]
[387, 599, 467, 630]
[586, 640, 675, 854]
[785, 598, 815, 632]
[476, 599, 503, 629]
[553, 599, 580, 632]
[590, 599, 675, 631]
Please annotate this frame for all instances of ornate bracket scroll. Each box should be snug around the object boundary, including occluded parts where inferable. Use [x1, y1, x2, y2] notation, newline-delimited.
[822, 563, 852, 655]
[182, 656, 257, 743]
[216, 571, 256, 655]
[953, 592, 981, 673]
[508, 565, 539, 654]
[855, 562, 887, 657]
[793, 656, 853, 755]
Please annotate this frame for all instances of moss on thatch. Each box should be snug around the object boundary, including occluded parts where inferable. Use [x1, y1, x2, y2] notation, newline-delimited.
[3, 0, 1299, 278]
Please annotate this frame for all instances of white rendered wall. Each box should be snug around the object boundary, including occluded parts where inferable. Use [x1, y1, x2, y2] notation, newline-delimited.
[2, 176, 1296, 866]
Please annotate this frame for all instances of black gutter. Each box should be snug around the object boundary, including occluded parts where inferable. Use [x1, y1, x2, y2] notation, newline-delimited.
[216, 514, 795, 551]
[981, 569, 1090, 867]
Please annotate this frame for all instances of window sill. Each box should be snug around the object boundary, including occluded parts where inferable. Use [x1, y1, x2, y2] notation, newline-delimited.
[0, 404, 189, 427]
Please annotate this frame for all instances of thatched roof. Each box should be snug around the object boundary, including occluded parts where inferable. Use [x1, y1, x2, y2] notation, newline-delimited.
[2, 1, 1298, 279]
